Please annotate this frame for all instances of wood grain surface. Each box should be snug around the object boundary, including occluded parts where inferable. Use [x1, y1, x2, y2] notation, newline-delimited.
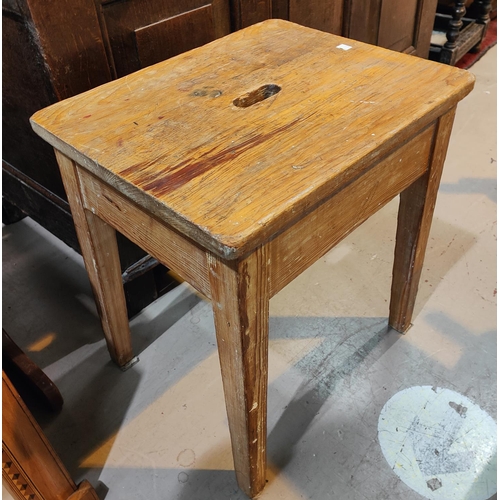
[2, 372, 76, 500]
[269, 122, 436, 296]
[208, 247, 270, 496]
[389, 107, 457, 332]
[31, 19, 474, 259]
[3, 372, 99, 500]
[80, 168, 211, 299]
[55, 151, 133, 367]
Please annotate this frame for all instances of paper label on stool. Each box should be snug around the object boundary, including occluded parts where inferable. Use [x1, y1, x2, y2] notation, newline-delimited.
[337, 44, 352, 51]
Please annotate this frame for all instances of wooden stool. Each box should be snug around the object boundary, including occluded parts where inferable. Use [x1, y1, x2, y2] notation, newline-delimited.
[31, 20, 474, 498]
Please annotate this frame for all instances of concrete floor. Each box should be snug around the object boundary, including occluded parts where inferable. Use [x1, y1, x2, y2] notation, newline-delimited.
[3, 47, 496, 500]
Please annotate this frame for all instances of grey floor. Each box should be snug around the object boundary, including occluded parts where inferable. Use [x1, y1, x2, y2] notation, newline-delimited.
[3, 47, 496, 500]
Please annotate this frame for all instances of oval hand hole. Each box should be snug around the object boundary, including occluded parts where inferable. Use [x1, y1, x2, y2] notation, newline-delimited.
[233, 84, 281, 108]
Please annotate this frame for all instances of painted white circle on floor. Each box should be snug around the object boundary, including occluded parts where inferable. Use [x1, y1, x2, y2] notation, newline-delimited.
[378, 386, 496, 500]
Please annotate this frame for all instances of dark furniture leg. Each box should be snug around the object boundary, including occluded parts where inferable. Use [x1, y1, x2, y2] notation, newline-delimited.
[2, 198, 26, 225]
[471, 0, 492, 50]
[432, 0, 492, 64]
[445, 0, 467, 50]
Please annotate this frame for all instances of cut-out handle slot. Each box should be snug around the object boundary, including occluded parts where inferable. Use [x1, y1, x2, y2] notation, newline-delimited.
[233, 84, 281, 108]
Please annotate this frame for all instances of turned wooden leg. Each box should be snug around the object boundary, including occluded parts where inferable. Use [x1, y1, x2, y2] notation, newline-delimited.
[472, 0, 492, 24]
[444, 0, 467, 51]
[55, 151, 133, 367]
[389, 108, 457, 333]
[208, 246, 270, 497]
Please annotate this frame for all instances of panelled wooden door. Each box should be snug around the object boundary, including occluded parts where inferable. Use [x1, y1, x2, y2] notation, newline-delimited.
[94, 0, 231, 77]
[344, 0, 438, 57]
[287, 0, 344, 34]
[267, 0, 437, 58]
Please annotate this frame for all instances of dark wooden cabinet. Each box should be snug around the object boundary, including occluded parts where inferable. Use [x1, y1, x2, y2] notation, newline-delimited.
[287, 0, 345, 34]
[2, 0, 232, 317]
[344, 0, 438, 57]
[3, 0, 438, 316]
[270, 0, 438, 57]
[100, 0, 230, 77]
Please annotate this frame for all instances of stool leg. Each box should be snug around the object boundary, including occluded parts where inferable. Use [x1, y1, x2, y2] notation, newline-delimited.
[389, 107, 457, 332]
[55, 151, 133, 367]
[208, 247, 270, 498]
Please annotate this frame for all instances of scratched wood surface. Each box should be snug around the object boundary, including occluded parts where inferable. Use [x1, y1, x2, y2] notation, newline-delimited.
[2, 372, 76, 500]
[55, 151, 133, 367]
[389, 108, 457, 332]
[3, 372, 100, 500]
[208, 248, 270, 496]
[269, 122, 436, 296]
[31, 19, 474, 259]
[79, 168, 211, 299]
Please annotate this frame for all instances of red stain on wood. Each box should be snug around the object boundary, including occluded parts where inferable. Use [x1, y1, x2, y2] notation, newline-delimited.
[122, 115, 309, 196]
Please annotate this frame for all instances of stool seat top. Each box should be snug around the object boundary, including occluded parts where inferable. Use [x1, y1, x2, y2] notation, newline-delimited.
[31, 19, 474, 259]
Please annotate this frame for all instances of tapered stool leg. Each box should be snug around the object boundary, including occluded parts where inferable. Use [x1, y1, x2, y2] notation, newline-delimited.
[55, 151, 133, 367]
[208, 246, 270, 497]
[389, 108, 457, 332]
